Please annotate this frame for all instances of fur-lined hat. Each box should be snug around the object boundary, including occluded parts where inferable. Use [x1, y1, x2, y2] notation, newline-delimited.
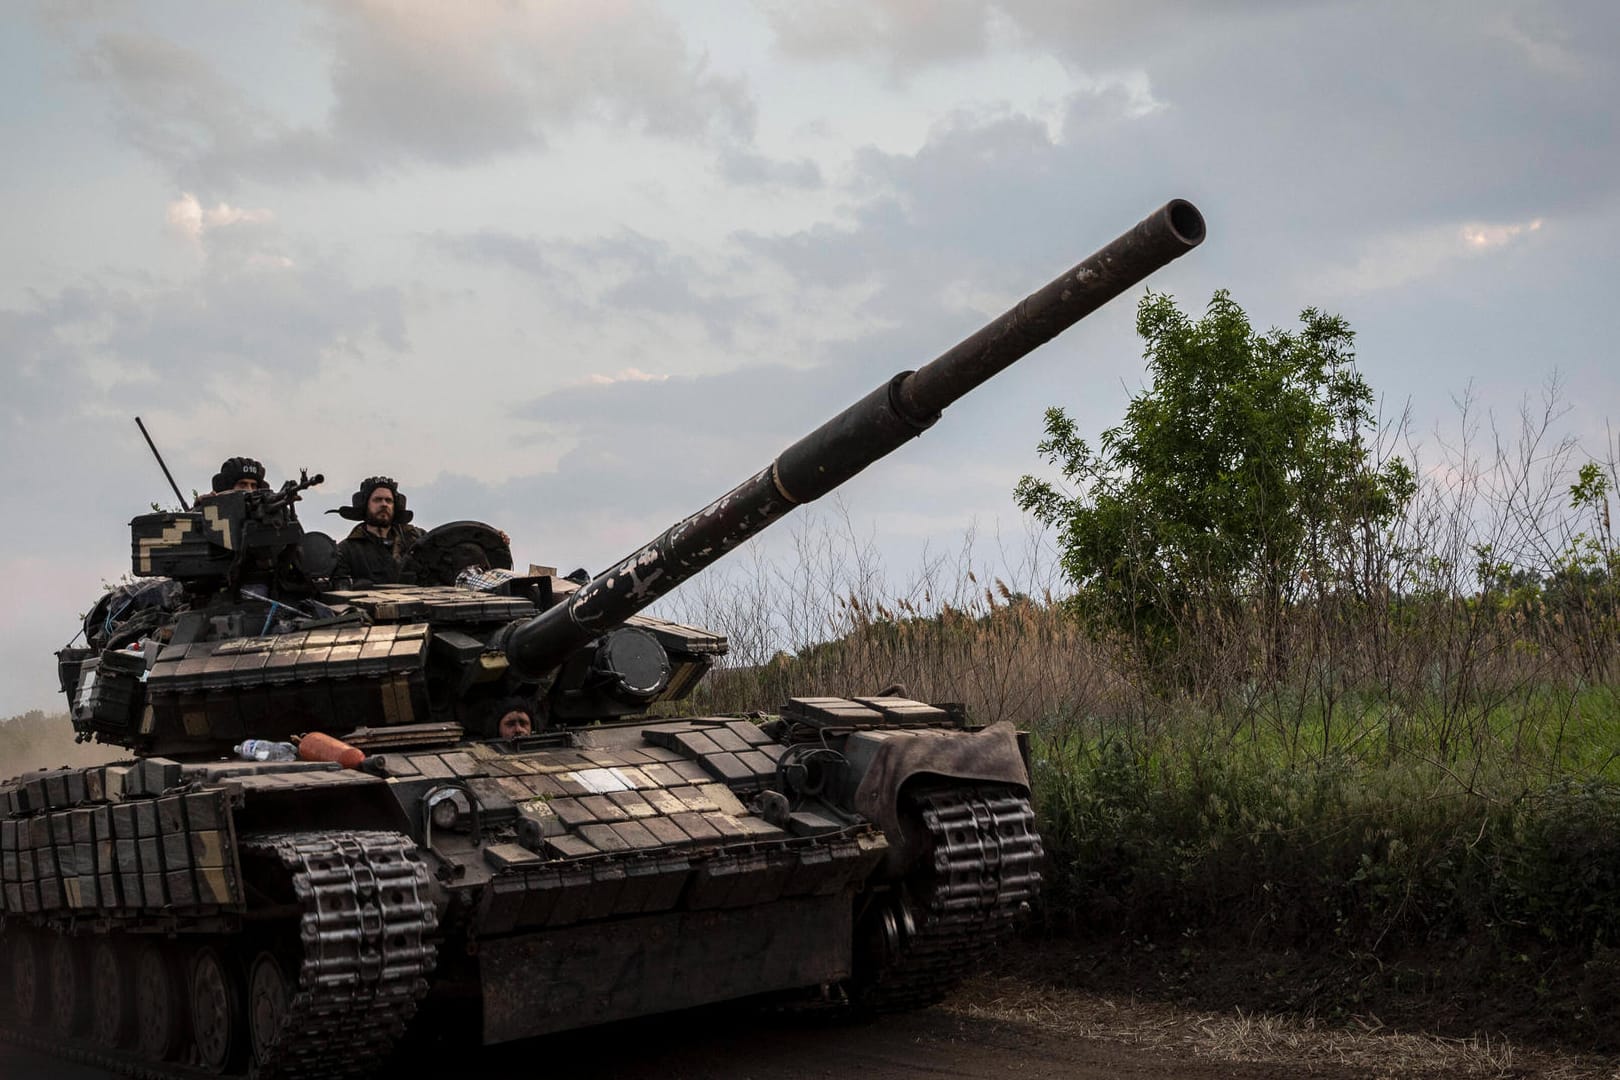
[328, 475, 413, 524]
[211, 456, 269, 493]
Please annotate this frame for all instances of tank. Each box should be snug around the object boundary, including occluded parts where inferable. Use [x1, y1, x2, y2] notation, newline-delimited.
[0, 200, 1206, 1076]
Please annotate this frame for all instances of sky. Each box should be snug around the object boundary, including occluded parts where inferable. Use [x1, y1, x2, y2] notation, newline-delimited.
[2, 0, 1617, 717]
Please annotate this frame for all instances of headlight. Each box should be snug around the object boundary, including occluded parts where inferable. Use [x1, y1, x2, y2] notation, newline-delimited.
[426, 788, 472, 831]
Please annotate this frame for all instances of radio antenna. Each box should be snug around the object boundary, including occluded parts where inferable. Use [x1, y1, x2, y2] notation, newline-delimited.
[134, 416, 191, 511]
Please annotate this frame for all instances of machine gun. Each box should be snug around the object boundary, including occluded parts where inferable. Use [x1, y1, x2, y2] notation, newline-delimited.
[130, 470, 324, 587]
[253, 469, 325, 523]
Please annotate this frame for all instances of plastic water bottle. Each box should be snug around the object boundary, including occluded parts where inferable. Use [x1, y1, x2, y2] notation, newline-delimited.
[235, 739, 298, 762]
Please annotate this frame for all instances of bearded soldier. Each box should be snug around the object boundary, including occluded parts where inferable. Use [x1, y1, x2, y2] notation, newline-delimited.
[329, 476, 426, 586]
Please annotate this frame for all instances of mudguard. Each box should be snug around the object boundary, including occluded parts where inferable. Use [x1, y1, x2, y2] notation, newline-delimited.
[846, 721, 1032, 875]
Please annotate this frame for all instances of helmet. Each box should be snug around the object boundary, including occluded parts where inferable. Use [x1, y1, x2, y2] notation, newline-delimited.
[328, 475, 414, 524]
[211, 456, 269, 493]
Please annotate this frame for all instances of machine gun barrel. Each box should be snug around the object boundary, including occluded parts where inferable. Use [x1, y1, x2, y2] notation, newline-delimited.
[262, 470, 324, 511]
[500, 199, 1206, 677]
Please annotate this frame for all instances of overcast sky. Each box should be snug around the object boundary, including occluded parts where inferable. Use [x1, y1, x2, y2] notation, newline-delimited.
[3, 0, 1616, 717]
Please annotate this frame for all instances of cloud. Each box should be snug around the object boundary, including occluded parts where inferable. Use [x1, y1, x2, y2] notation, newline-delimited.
[717, 149, 823, 189]
[1314, 216, 1548, 295]
[1, 223, 406, 448]
[426, 227, 771, 346]
[1484, 7, 1587, 78]
[753, 2, 1619, 230]
[1060, 77, 1166, 138]
[583, 367, 669, 387]
[423, 230, 562, 283]
[75, 31, 294, 192]
[741, 0, 1620, 360]
[738, 109, 1129, 328]
[89, 204, 406, 381]
[71, 3, 762, 189]
[759, 0, 1322, 75]
[762, 0, 995, 72]
[321, 0, 753, 149]
[1462, 219, 1545, 250]
[165, 192, 274, 247]
[0, 288, 109, 423]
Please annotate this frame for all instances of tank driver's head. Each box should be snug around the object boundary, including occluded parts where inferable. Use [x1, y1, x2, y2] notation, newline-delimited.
[493, 697, 535, 739]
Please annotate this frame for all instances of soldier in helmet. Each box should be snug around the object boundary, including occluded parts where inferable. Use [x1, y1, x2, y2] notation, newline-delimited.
[196, 455, 271, 500]
[330, 476, 426, 586]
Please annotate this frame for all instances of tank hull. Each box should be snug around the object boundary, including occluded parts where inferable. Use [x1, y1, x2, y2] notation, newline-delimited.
[0, 705, 1041, 1075]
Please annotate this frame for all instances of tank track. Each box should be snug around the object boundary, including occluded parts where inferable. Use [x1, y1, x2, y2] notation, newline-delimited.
[241, 830, 439, 1079]
[0, 829, 437, 1080]
[853, 783, 1043, 1012]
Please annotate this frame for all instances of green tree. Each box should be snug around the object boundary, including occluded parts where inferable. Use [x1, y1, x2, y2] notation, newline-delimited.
[1015, 290, 1414, 673]
[1543, 460, 1619, 680]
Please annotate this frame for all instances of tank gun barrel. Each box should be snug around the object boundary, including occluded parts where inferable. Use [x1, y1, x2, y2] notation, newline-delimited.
[499, 199, 1206, 678]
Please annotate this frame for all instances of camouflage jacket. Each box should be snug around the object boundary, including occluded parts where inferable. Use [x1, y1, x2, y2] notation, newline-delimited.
[331, 522, 427, 586]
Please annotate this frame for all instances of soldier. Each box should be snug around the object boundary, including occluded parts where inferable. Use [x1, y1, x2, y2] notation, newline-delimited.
[197, 456, 271, 499]
[330, 476, 426, 586]
[491, 696, 536, 739]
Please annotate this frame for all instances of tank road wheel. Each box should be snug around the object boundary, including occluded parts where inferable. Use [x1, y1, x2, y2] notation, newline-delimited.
[10, 930, 45, 1023]
[88, 938, 134, 1048]
[133, 941, 188, 1061]
[247, 950, 289, 1067]
[189, 944, 246, 1074]
[47, 933, 88, 1036]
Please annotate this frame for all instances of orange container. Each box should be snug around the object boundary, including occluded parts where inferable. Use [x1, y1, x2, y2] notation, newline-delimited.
[296, 731, 366, 769]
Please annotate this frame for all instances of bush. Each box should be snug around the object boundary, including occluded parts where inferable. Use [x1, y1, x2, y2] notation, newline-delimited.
[1032, 718, 1620, 973]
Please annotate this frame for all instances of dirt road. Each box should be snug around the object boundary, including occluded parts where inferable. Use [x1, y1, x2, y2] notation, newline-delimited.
[0, 1008, 1342, 1080]
[5, 975, 1614, 1079]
